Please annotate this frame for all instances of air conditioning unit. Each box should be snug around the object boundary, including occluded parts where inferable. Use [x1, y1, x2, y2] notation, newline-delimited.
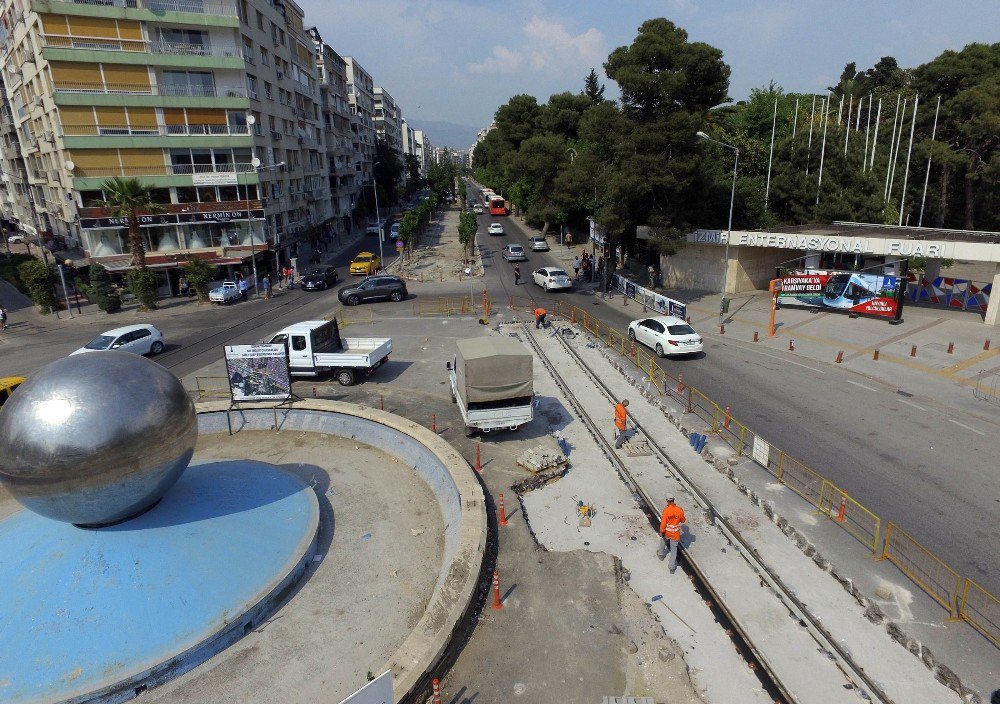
[276, 71, 284, 80]
[270, 130, 281, 140]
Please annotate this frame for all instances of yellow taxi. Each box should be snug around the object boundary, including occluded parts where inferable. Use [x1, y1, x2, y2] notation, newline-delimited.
[0, 376, 25, 407]
[349, 251, 381, 276]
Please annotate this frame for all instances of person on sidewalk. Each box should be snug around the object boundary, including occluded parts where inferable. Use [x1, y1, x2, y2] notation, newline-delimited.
[614, 399, 629, 448]
[573, 255, 581, 279]
[513, 264, 521, 286]
[581, 257, 591, 282]
[648, 265, 656, 289]
[0, 305, 7, 331]
[238, 276, 248, 302]
[534, 306, 547, 329]
[262, 274, 271, 299]
[658, 496, 686, 573]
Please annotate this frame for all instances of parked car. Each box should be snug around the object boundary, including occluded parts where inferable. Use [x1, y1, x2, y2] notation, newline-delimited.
[488, 222, 504, 235]
[532, 267, 572, 291]
[7, 234, 24, 244]
[338, 275, 408, 306]
[300, 265, 339, 291]
[208, 281, 240, 304]
[365, 220, 386, 237]
[71, 324, 166, 356]
[502, 244, 527, 262]
[528, 236, 549, 251]
[472, 205, 483, 214]
[627, 316, 703, 358]
[349, 251, 381, 276]
[389, 222, 401, 240]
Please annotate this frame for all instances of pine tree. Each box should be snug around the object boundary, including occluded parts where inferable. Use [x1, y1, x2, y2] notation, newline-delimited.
[584, 68, 605, 102]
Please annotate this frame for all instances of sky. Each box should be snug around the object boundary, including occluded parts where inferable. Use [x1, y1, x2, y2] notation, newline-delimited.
[300, 0, 1000, 143]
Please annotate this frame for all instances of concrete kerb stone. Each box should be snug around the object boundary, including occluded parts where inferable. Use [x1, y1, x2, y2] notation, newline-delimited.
[194, 400, 487, 704]
[556, 322, 984, 704]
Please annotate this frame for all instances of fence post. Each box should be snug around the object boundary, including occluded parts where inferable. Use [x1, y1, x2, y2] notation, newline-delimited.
[777, 451, 785, 482]
[738, 425, 745, 456]
[686, 386, 693, 414]
[879, 522, 892, 560]
[711, 405, 720, 433]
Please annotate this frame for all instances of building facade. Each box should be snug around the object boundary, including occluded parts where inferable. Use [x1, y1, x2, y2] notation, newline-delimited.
[0, 0, 326, 291]
[372, 85, 401, 156]
[343, 56, 375, 184]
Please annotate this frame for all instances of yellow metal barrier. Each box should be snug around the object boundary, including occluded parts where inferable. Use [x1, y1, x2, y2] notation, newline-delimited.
[818, 482, 882, 554]
[960, 579, 1000, 647]
[881, 522, 963, 616]
[337, 308, 374, 327]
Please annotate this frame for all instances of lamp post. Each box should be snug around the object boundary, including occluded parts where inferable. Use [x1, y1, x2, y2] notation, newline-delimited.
[696, 131, 738, 328]
[244, 121, 284, 298]
[370, 160, 383, 267]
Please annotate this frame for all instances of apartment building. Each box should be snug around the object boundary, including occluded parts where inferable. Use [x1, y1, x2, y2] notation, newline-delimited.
[372, 84, 401, 157]
[0, 0, 325, 289]
[343, 56, 375, 184]
[308, 26, 358, 237]
[413, 128, 431, 177]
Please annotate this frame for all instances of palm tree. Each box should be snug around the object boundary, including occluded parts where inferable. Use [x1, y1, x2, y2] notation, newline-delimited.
[95, 177, 162, 270]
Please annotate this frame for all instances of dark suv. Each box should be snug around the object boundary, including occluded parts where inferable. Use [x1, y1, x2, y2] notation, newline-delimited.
[300, 265, 339, 291]
[338, 275, 408, 305]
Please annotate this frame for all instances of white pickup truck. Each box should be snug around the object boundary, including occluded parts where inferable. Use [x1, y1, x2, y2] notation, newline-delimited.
[209, 281, 240, 304]
[266, 318, 391, 385]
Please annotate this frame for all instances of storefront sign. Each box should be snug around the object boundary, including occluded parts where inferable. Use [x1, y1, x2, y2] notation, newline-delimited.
[778, 270, 903, 318]
[193, 172, 239, 186]
[81, 210, 264, 229]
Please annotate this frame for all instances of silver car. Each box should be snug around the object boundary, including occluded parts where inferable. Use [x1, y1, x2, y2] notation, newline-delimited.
[71, 324, 166, 356]
[502, 244, 527, 261]
[528, 236, 549, 251]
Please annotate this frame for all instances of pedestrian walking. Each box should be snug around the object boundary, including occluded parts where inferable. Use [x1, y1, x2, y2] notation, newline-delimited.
[657, 496, 686, 573]
[572, 255, 581, 279]
[262, 274, 271, 299]
[581, 257, 591, 282]
[534, 306, 547, 329]
[648, 265, 656, 289]
[238, 276, 248, 301]
[178, 276, 189, 297]
[287, 268, 295, 289]
[513, 264, 521, 286]
[613, 398, 630, 448]
[0, 305, 7, 331]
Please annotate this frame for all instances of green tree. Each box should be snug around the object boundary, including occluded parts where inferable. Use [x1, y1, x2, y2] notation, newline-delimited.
[94, 177, 162, 309]
[427, 162, 456, 202]
[584, 67, 605, 102]
[374, 139, 404, 204]
[88, 263, 120, 313]
[183, 256, 214, 302]
[403, 153, 421, 195]
[18, 259, 57, 314]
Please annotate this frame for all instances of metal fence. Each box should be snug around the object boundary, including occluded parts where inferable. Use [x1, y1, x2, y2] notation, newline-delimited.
[881, 522, 963, 616]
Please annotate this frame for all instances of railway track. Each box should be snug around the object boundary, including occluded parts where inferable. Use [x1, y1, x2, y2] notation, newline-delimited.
[517, 320, 895, 704]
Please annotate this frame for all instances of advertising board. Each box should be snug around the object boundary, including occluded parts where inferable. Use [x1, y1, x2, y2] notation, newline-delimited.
[778, 271, 903, 319]
[611, 274, 687, 320]
[224, 344, 292, 402]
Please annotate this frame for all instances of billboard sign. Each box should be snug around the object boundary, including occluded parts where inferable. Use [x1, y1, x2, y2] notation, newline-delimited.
[224, 344, 292, 402]
[337, 671, 392, 704]
[611, 274, 687, 320]
[778, 271, 903, 318]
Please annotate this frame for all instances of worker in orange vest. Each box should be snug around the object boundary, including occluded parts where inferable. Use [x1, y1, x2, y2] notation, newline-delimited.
[534, 307, 547, 329]
[658, 495, 686, 573]
[613, 398, 629, 448]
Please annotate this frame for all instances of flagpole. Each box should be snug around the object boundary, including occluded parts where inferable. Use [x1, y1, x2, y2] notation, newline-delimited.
[869, 97, 882, 171]
[863, 95, 872, 170]
[884, 94, 901, 199]
[918, 95, 942, 227]
[806, 95, 817, 174]
[816, 92, 831, 205]
[765, 97, 777, 211]
[898, 95, 919, 225]
[844, 94, 854, 154]
[887, 97, 907, 202]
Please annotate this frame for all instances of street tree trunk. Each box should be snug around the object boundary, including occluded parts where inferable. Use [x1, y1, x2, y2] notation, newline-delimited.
[128, 214, 146, 269]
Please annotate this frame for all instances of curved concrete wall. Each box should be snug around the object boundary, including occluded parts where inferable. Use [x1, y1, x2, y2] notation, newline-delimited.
[195, 400, 487, 703]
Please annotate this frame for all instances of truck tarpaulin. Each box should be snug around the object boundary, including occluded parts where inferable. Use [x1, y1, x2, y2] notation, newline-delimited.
[778, 270, 904, 319]
[455, 338, 533, 403]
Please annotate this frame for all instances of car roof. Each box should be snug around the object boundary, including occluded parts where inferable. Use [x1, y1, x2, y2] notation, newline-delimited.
[97, 324, 158, 336]
[353, 251, 376, 257]
[641, 316, 689, 326]
[507, 244, 523, 249]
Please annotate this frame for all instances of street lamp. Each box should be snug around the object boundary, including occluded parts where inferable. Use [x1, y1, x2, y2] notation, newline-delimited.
[696, 131, 738, 328]
[244, 120, 284, 298]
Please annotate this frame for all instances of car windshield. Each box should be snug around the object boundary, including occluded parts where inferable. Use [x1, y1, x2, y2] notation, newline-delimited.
[509, 246, 523, 252]
[305, 268, 325, 276]
[549, 269, 568, 277]
[84, 335, 116, 350]
[667, 324, 696, 336]
[355, 255, 372, 262]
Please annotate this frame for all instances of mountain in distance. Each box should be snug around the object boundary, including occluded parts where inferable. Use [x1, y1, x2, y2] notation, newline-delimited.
[411, 119, 480, 150]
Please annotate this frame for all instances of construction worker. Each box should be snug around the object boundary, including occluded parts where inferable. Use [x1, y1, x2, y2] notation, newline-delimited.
[658, 495, 686, 573]
[534, 306, 547, 329]
[614, 399, 629, 448]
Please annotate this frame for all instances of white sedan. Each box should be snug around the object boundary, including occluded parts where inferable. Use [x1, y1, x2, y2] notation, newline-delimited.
[7, 234, 25, 244]
[71, 324, 166, 356]
[532, 267, 573, 291]
[488, 222, 504, 235]
[627, 316, 702, 357]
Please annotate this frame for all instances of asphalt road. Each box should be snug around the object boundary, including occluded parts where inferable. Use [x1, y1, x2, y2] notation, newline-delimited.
[470, 192, 998, 596]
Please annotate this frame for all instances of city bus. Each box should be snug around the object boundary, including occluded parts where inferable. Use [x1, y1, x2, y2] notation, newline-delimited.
[489, 195, 507, 216]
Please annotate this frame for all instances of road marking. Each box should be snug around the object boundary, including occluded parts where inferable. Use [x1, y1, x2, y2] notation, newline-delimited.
[897, 398, 925, 411]
[947, 418, 985, 436]
[746, 348, 826, 373]
[846, 379, 878, 392]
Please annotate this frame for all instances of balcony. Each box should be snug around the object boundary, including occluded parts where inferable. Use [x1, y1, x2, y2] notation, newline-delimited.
[59, 0, 238, 15]
[62, 123, 251, 137]
[54, 81, 248, 98]
[42, 34, 239, 58]
[74, 162, 254, 177]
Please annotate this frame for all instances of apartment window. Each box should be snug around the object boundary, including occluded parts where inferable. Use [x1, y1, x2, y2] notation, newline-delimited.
[264, 81, 272, 100]
[157, 28, 208, 50]
[237, 0, 248, 22]
[242, 37, 253, 64]
[246, 75, 258, 99]
[268, 115, 276, 131]
[161, 71, 216, 97]
[256, 10, 264, 30]
[260, 48, 269, 66]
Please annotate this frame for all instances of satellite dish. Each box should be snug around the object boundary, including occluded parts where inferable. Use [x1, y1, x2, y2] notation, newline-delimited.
[246, 115, 256, 125]
[64, 160, 75, 171]
[251, 157, 261, 168]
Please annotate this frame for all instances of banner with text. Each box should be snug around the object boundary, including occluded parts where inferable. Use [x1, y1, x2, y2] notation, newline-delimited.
[778, 271, 903, 318]
[612, 274, 687, 320]
[224, 344, 292, 402]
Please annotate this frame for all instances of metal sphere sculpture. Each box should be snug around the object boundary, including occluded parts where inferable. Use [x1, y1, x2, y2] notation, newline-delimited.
[0, 351, 197, 527]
